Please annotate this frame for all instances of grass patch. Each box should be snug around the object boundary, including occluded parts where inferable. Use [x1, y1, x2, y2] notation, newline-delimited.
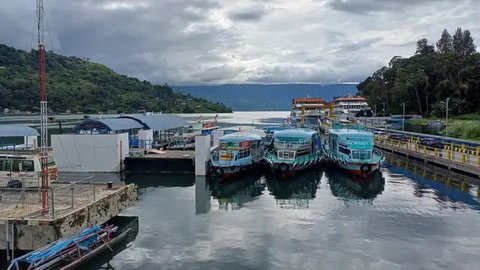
[445, 120, 480, 141]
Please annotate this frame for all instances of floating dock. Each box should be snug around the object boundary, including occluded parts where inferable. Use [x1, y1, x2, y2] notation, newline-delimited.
[125, 150, 195, 173]
[0, 182, 137, 251]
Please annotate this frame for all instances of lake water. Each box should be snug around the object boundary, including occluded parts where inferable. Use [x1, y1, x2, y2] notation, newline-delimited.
[4, 112, 480, 270]
[85, 159, 480, 270]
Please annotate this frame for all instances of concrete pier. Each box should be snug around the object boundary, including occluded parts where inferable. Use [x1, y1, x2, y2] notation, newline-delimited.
[125, 150, 195, 173]
[0, 183, 137, 251]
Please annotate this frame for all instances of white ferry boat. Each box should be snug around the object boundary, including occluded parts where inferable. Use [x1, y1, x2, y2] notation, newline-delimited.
[333, 96, 371, 119]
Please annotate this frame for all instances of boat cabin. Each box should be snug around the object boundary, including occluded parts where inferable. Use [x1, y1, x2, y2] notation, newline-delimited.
[212, 132, 264, 167]
[271, 129, 320, 161]
[327, 127, 374, 162]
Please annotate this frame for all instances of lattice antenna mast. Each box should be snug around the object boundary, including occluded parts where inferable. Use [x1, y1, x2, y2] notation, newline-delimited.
[37, 0, 49, 213]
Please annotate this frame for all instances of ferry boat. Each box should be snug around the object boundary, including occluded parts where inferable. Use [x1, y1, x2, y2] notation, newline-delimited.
[0, 149, 57, 188]
[290, 98, 332, 123]
[264, 129, 322, 176]
[333, 96, 371, 119]
[209, 130, 265, 179]
[323, 123, 384, 177]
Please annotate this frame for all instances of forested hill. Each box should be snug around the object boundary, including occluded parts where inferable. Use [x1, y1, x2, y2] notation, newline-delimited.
[0, 44, 231, 114]
[357, 27, 479, 117]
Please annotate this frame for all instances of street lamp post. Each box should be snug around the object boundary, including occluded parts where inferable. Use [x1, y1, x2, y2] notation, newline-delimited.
[445, 98, 450, 137]
[402, 102, 405, 132]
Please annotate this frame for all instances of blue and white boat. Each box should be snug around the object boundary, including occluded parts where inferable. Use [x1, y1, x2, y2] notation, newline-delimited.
[323, 124, 384, 177]
[264, 129, 322, 176]
[209, 130, 265, 179]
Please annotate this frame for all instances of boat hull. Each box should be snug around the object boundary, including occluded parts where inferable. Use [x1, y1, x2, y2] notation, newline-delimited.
[336, 162, 381, 177]
[210, 164, 257, 180]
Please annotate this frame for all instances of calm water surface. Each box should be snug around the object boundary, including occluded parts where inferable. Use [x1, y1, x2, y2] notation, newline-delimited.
[5, 112, 480, 269]
[85, 160, 480, 270]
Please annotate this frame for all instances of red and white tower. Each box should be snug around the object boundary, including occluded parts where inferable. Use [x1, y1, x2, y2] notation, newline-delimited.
[37, 0, 49, 213]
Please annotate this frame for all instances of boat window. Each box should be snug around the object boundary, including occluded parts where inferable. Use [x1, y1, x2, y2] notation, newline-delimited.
[237, 149, 251, 159]
[339, 146, 350, 155]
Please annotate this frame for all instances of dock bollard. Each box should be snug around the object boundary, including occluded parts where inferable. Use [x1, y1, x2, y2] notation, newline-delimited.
[107, 182, 113, 189]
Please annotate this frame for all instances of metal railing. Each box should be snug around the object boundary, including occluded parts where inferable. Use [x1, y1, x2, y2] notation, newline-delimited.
[0, 174, 96, 220]
[375, 136, 480, 168]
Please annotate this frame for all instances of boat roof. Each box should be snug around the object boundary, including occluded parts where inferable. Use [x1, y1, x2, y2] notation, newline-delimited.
[274, 129, 317, 139]
[329, 128, 373, 137]
[220, 131, 263, 142]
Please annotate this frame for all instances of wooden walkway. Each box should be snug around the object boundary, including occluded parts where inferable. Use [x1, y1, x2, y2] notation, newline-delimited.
[375, 137, 480, 178]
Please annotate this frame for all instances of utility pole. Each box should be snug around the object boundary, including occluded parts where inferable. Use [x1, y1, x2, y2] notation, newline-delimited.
[402, 102, 405, 132]
[382, 102, 386, 117]
[445, 98, 450, 137]
[37, 0, 49, 214]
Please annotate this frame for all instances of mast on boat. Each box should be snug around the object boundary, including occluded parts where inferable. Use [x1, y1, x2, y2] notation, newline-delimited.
[37, 0, 49, 213]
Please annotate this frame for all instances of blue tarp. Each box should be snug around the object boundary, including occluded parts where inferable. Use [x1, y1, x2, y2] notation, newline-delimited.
[22, 225, 101, 264]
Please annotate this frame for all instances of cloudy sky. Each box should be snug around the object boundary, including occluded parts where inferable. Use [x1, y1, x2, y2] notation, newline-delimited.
[1, 0, 479, 85]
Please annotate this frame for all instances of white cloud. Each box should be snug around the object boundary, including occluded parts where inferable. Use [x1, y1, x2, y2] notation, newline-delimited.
[0, 0, 478, 84]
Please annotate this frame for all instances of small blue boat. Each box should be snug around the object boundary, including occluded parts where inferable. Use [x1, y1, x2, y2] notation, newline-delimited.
[7, 224, 132, 270]
[209, 130, 265, 179]
[323, 123, 384, 177]
[264, 129, 322, 176]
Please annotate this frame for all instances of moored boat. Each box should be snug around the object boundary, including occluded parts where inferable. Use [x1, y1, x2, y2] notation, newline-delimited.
[264, 129, 322, 176]
[7, 222, 132, 270]
[209, 130, 265, 179]
[323, 123, 384, 177]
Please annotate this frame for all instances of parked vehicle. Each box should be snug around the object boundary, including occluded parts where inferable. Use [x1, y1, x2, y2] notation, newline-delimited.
[388, 133, 407, 141]
[418, 137, 444, 149]
[0, 149, 57, 188]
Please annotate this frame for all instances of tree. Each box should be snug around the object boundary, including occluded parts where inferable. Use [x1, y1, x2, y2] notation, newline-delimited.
[462, 30, 477, 55]
[436, 29, 453, 54]
[453, 27, 464, 54]
[415, 38, 435, 55]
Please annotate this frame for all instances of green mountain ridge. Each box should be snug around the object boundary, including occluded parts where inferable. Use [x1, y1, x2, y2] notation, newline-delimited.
[0, 44, 232, 114]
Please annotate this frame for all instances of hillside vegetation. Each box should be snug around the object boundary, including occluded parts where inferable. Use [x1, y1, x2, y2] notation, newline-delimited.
[358, 27, 479, 117]
[0, 44, 231, 114]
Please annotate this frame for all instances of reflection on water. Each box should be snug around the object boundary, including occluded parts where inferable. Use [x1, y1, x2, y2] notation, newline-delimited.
[266, 171, 322, 209]
[326, 169, 385, 200]
[124, 172, 194, 189]
[84, 157, 480, 269]
[209, 172, 266, 211]
[79, 216, 139, 270]
[384, 153, 480, 210]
